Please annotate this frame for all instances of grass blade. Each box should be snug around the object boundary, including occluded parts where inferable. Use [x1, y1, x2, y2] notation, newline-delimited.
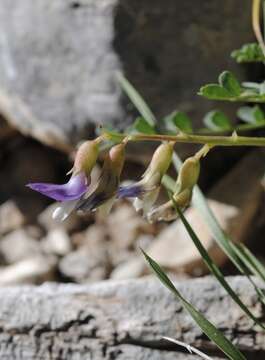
[174, 205, 265, 330]
[142, 249, 246, 360]
[171, 152, 265, 305]
[234, 243, 265, 282]
[172, 153, 251, 274]
[117, 72, 156, 126]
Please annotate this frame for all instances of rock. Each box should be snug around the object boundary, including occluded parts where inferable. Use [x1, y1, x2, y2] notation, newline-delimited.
[59, 246, 109, 283]
[147, 200, 238, 275]
[147, 150, 265, 274]
[107, 203, 153, 250]
[0, 276, 262, 359]
[83, 224, 107, 247]
[0, 255, 56, 285]
[0, 229, 41, 264]
[24, 225, 44, 239]
[110, 256, 146, 280]
[0, 0, 253, 150]
[0, 200, 26, 234]
[42, 228, 72, 256]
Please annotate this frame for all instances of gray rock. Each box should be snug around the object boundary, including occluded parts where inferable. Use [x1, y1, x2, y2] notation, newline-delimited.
[110, 255, 146, 280]
[0, 0, 253, 150]
[42, 228, 72, 256]
[0, 200, 26, 235]
[59, 245, 109, 282]
[0, 229, 41, 264]
[0, 276, 262, 359]
[0, 255, 56, 285]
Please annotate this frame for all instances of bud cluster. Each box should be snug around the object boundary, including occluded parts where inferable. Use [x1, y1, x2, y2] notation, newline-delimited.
[27, 137, 207, 222]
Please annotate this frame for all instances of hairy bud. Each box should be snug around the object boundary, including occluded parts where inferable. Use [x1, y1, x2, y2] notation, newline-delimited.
[73, 139, 99, 175]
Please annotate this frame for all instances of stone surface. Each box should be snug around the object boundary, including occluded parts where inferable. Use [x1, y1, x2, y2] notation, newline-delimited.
[0, 200, 26, 235]
[0, 229, 41, 264]
[147, 150, 265, 274]
[59, 245, 109, 283]
[0, 0, 253, 150]
[110, 255, 146, 280]
[147, 200, 238, 275]
[0, 276, 262, 359]
[107, 203, 153, 250]
[42, 228, 72, 256]
[0, 255, 56, 285]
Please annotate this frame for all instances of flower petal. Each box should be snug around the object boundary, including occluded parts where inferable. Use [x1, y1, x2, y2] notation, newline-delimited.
[52, 199, 80, 221]
[117, 184, 143, 198]
[27, 172, 88, 201]
[133, 187, 160, 216]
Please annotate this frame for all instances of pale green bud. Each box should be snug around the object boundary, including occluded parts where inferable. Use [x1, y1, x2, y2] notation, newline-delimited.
[173, 188, 192, 208]
[144, 142, 173, 185]
[73, 139, 99, 175]
[108, 142, 125, 176]
[176, 156, 200, 193]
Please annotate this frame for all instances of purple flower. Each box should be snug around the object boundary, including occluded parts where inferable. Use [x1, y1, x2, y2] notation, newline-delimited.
[27, 139, 100, 221]
[117, 184, 143, 198]
[76, 142, 126, 217]
[27, 172, 88, 202]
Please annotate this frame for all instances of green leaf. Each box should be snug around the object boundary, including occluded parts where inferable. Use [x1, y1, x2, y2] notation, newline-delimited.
[198, 84, 232, 100]
[237, 106, 255, 123]
[198, 71, 265, 102]
[129, 117, 156, 134]
[203, 110, 232, 131]
[219, 71, 242, 96]
[163, 111, 193, 133]
[117, 73, 156, 126]
[231, 43, 265, 63]
[174, 205, 265, 330]
[237, 106, 265, 124]
[142, 250, 246, 360]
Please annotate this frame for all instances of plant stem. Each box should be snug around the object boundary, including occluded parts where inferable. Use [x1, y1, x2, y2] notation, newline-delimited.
[252, 0, 265, 57]
[108, 132, 265, 147]
[263, 0, 265, 37]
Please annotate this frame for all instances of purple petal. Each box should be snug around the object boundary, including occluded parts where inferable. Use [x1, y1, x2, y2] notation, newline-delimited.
[117, 184, 143, 199]
[27, 172, 88, 201]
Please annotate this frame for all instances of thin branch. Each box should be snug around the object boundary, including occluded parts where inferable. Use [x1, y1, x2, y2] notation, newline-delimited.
[103, 130, 265, 147]
[252, 0, 265, 57]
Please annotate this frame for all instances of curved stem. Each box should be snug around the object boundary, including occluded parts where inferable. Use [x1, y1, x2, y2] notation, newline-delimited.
[252, 0, 265, 57]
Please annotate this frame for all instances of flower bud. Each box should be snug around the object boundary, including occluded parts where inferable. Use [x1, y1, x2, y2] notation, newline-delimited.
[108, 142, 125, 176]
[73, 139, 99, 175]
[147, 154, 200, 223]
[176, 156, 200, 193]
[76, 142, 126, 215]
[144, 142, 174, 184]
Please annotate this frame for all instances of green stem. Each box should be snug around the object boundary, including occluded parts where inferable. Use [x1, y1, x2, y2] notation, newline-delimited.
[263, 0, 265, 39]
[106, 131, 265, 147]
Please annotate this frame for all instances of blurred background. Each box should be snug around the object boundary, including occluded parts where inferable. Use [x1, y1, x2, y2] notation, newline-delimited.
[0, 0, 264, 286]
